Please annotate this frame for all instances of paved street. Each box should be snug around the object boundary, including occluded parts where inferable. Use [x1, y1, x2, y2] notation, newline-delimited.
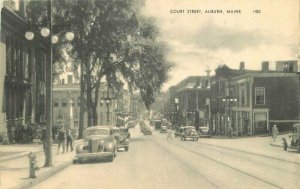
[32, 124, 300, 189]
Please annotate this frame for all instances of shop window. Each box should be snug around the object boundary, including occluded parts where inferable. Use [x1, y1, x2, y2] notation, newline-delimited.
[254, 113, 267, 134]
[255, 87, 265, 105]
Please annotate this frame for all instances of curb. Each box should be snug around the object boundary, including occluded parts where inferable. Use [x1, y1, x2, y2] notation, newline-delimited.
[270, 143, 283, 148]
[0, 140, 83, 163]
[0, 148, 43, 163]
[12, 160, 72, 189]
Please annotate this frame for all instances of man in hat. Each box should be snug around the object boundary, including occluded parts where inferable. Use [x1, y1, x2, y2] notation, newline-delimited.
[56, 125, 66, 155]
[272, 124, 279, 142]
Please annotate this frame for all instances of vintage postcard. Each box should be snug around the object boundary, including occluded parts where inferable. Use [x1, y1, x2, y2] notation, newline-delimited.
[0, 0, 299, 188]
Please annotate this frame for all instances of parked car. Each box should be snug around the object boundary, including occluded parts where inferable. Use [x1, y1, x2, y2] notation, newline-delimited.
[181, 126, 198, 141]
[74, 126, 117, 163]
[160, 126, 168, 133]
[282, 123, 300, 153]
[119, 127, 130, 151]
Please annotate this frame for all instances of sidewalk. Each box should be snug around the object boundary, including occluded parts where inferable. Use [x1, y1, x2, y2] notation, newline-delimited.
[0, 140, 82, 189]
[199, 134, 300, 164]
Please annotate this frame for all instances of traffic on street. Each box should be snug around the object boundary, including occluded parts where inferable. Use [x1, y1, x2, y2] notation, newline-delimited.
[32, 121, 300, 189]
[1, 0, 300, 189]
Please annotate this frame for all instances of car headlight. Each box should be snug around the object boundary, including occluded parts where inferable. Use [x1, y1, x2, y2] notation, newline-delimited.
[107, 143, 113, 148]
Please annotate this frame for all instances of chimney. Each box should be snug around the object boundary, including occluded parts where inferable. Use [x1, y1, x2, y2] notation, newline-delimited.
[239, 62, 245, 71]
[261, 61, 269, 72]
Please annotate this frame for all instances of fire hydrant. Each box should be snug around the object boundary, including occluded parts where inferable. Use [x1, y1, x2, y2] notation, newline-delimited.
[28, 152, 37, 178]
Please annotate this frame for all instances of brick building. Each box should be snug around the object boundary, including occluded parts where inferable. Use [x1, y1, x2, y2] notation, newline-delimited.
[1, 0, 50, 143]
[211, 61, 299, 136]
[169, 74, 211, 129]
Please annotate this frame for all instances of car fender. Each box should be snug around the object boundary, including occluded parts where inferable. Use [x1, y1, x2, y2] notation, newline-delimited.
[76, 144, 87, 154]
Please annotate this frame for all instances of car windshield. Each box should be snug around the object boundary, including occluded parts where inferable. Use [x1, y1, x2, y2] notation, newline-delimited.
[86, 129, 109, 136]
[120, 128, 128, 133]
[185, 127, 196, 132]
[112, 129, 120, 134]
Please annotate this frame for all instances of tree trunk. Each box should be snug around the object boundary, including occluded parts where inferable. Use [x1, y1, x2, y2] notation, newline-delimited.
[78, 62, 85, 139]
[85, 73, 93, 127]
[92, 84, 100, 126]
[92, 105, 98, 126]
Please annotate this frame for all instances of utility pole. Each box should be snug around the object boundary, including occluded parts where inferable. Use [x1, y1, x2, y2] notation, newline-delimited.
[44, 0, 53, 167]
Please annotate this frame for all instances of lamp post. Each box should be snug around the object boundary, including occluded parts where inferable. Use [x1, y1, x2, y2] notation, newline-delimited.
[174, 98, 179, 129]
[222, 97, 237, 136]
[101, 84, 113, 126]
[25, 0, 74, 167]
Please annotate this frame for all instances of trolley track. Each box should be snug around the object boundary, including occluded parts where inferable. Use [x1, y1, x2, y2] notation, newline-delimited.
[153, 133, 300, 189]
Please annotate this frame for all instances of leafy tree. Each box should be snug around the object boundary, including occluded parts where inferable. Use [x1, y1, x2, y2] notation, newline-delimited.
[27, 0, 171, 138]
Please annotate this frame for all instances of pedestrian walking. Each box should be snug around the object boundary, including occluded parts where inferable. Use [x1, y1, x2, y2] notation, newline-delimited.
[56, 125, 66, 155]
[66, 129, 73, 152]
[228, 125, 233, 138]
[272, 124, 279, 142]
[167, 129, 173, 140]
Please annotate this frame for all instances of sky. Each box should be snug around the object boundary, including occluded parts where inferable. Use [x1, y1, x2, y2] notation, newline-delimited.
[141, 0, 300, 91]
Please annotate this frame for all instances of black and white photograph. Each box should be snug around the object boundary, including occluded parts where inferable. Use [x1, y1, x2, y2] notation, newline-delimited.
[0, 0, 300, 188]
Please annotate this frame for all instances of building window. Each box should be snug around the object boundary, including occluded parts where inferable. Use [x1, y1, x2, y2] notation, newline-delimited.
[241, 89, 245, 105]
[254, 113, 267, 134]
[255, 87, 265, 105]
[53, 98, 59, 107]
[62, 98, 68, 107]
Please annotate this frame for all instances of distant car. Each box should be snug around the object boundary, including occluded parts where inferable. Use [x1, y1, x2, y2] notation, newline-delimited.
[128, 120, 136, 128]
[160, 126, 168, 133]
[143, 127, 152, 135]
[175, 127, 184, 138]
[149, 120, 155, 126]
[74, 126, 117, 163]
[181, 126, 198, 141]
[198, 126, 211, 138]
[155, 120, 162, 130]
[282, 123, 300, 153]
[119, 127, 130, 151]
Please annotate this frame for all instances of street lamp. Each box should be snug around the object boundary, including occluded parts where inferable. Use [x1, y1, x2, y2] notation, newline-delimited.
[222, 97, 237, 136]
[174, 98, 179, 129]
[25, 17, 74, 167]
[101, 84, 114, 125]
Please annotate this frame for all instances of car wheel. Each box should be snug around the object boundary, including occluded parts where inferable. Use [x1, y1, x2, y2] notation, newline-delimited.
[109, 155, 114, 162]
[125, 146, 129, 151]
[114, 148, 117, 157]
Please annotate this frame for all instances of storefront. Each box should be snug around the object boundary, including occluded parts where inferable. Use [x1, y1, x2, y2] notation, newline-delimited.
[253, 109, 269, 134]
